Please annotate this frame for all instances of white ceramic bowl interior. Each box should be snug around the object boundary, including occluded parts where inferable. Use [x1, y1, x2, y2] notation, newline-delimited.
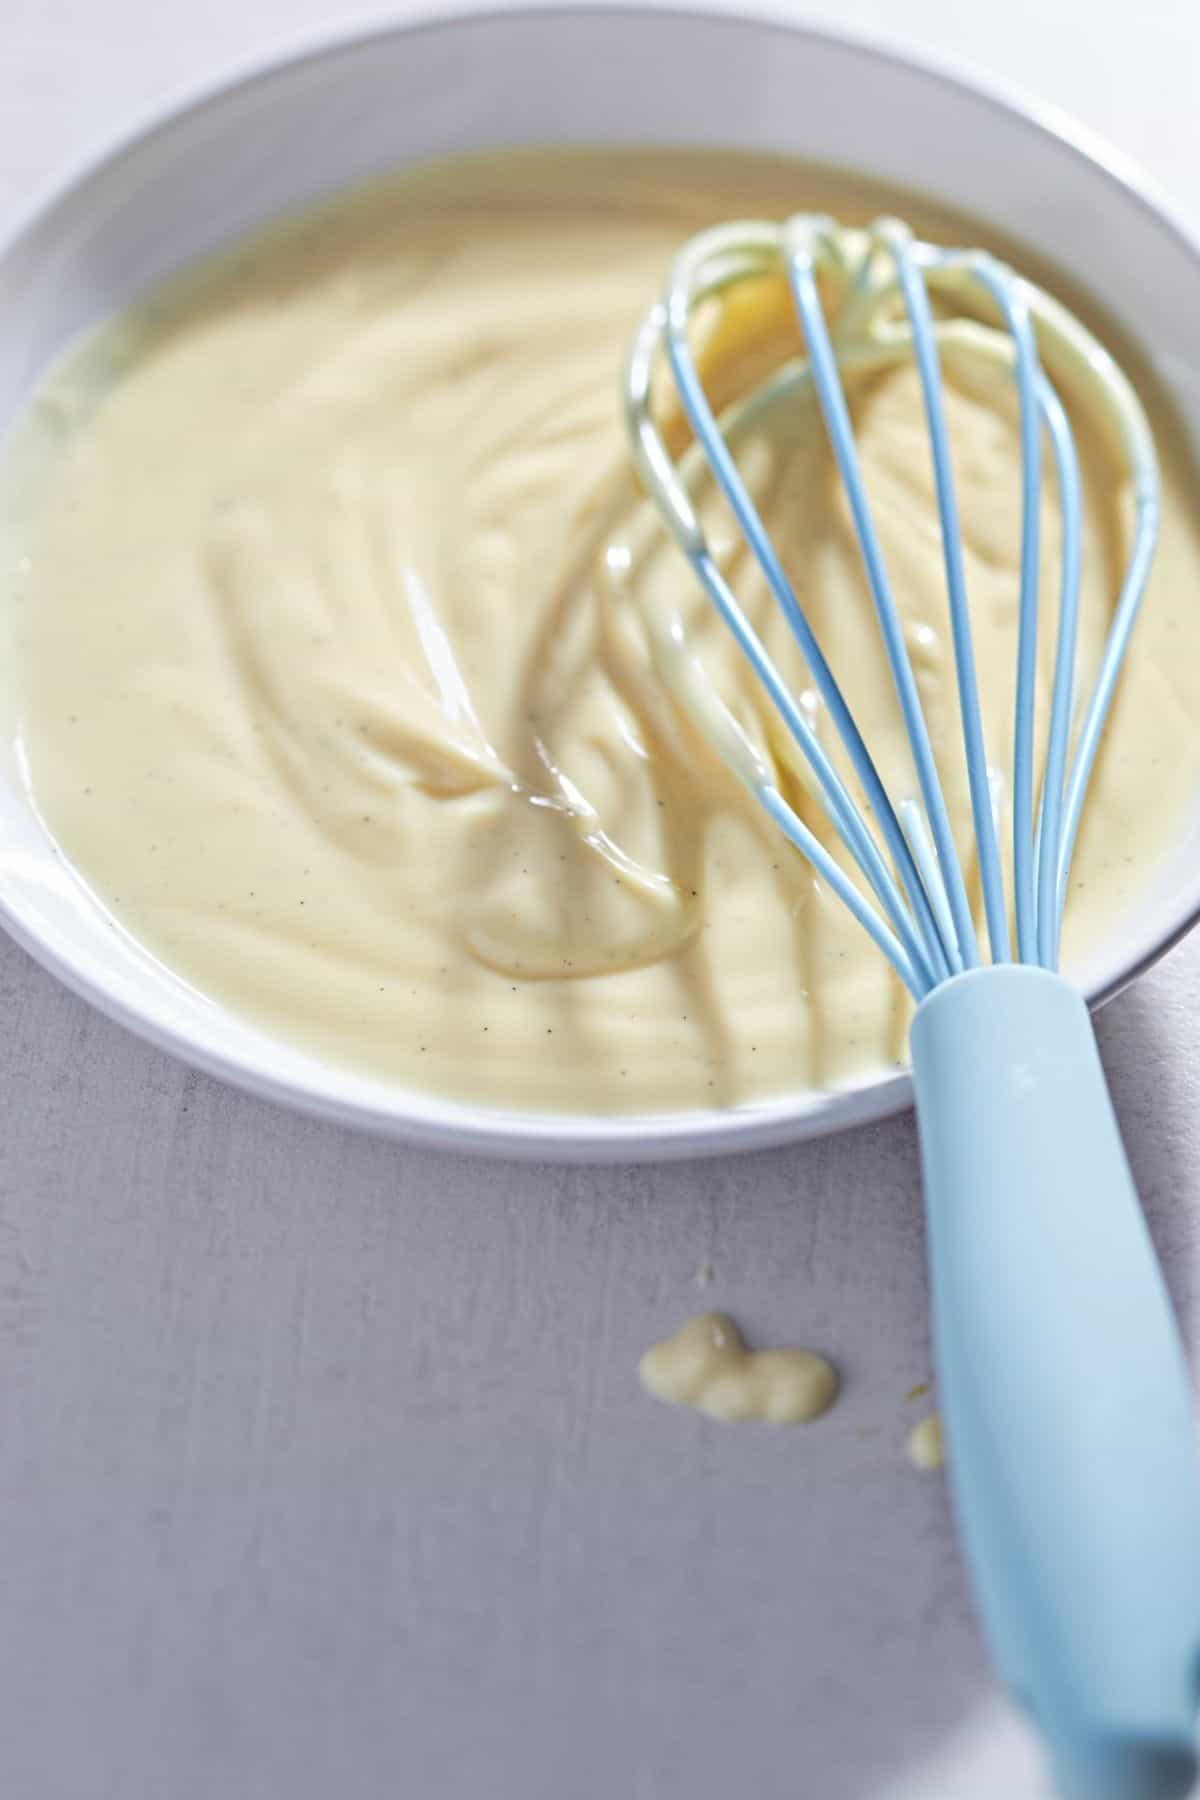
[2, 6, 1200, 1159]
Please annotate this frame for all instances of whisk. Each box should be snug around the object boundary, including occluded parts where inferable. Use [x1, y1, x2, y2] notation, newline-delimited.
[625, 215, 1200, 1800]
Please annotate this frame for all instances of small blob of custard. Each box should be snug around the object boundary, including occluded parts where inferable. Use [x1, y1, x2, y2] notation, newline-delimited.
[639, 1311, 839, 1425]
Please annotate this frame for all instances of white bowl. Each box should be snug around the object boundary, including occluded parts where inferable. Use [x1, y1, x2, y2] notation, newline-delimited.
[2, 5, 1200, 1160]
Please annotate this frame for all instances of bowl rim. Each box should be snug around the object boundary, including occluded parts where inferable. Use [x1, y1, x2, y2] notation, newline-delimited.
[3, 0, 1200, 1161]
[8, 1, 1200, 285]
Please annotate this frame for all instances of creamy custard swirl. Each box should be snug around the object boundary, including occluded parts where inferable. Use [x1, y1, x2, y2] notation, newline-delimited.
[6, 152, 1200, 1111]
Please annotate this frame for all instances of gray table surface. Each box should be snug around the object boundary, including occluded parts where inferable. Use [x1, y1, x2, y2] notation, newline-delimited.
[5, 2, 1200, 1796]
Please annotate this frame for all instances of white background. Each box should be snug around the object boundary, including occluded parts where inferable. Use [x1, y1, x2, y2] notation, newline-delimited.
[3, 3, 1200, 1797]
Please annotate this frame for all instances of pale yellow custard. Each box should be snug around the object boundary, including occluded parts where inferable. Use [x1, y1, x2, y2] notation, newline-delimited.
[907, 1414, 947, 1472]
[5, 150, 1200, 1113]
[639, 1313, 839, 1425]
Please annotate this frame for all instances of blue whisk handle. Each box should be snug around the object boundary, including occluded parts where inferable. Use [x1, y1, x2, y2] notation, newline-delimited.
[911, 966, 1200, 1800]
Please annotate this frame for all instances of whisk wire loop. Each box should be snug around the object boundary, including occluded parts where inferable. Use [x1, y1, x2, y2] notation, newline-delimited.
[1034, 379, 1083, 968]
[1057, 476, 1159, 934]
[662, 241, 953, 987]
[871, 225, 1012, 967]
[956, 259, 1044, 964]
[689, 545, 937, 994]
[626, 305, 941, 993]
[784, 218, 983, 973]
[624, 215, 1159, 988]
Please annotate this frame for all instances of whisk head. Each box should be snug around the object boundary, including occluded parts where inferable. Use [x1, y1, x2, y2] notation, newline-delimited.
[623, 215, 1159, 1000]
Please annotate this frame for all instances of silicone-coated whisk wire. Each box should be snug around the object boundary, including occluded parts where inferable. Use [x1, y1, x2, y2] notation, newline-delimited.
[624, 213, 1158, 987]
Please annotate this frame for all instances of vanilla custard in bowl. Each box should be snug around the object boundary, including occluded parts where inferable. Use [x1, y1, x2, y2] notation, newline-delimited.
[4, 150, 1200, 1113]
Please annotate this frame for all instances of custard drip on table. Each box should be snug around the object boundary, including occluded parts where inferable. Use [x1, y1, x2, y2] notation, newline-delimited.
[6, 150, 1200, 1113]
[907, 1414, 947, 1471]
[639, 1312, 839, 1425]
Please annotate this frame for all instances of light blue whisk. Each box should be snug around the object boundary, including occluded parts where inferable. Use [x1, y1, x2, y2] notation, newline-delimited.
[625, 215, 1200, 1800]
